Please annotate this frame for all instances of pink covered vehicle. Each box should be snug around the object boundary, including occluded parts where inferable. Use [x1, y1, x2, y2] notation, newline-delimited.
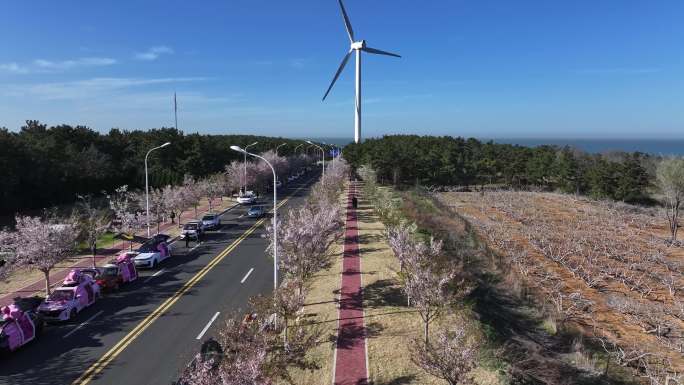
[37, 269, 101, 322]
[92, 251, 139, 291]
[0, 304, 43, 354]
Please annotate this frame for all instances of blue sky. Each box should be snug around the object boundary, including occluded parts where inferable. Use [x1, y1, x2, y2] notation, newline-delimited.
[1, 0, 683, 140]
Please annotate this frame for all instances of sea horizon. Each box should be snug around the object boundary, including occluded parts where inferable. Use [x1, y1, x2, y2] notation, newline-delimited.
[314, 137, 684, 156]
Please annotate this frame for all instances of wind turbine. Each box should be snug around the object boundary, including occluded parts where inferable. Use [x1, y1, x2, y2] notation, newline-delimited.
[322, 0, 401, 144]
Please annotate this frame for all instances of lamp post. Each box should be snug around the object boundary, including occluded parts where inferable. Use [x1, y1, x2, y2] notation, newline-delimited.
[275, 143, 287, 157]
[306, 140, 325, 182]
[294, 143, 304, 154]
[230, 145, 278, 297]
[324, 143, 337, 170]
[145, 142, 171, 237]
[243, 141, 258, 194]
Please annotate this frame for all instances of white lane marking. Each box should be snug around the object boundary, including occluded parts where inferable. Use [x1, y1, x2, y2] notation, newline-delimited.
[240, 268, 254, 284]
[144, 268, 166, 283]
[63, 310, 104, 338]
[190, 244, 200, 252]
[238, 214, 244, 218]
[196, 312, 220, 340]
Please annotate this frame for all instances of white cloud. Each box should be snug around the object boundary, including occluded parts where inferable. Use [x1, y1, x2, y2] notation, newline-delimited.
[574, 67, 661, 75]
[33, 57, 116, 70]
[0, 62, 30, 74]
[135, 46, 174, 61]
[0, 57, 116, 74]
[1, 77, 207, 100]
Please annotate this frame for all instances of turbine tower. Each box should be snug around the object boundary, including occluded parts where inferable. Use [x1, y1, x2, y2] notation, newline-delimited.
[322, 0, 401, 144]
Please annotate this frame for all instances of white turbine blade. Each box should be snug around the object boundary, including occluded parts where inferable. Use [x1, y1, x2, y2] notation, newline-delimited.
[362, 46, 401, 58]
[338, 0, 355, 43]
[322, 50, 353, 101]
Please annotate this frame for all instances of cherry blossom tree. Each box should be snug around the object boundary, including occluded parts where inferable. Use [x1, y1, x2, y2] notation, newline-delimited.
[5, 215, 78, 296]
[410, 321, 480, 385]
[182, 175, 203, 219]
[76, 195, 112, 268]
[266, 200, 343, 295]
[224, 161, 247, 195]
[200, 174, 224, 212]
[135, 188, 167, 234]
[163, 184, 186, 225]
[387, 226, 463, 345]
[108, 185, 144, 250]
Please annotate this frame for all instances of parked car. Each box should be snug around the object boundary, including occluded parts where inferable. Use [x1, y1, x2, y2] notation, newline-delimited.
[201, 213, 221, 230]
[247, 206, 265, 218]
[180, 220, 204, 241]
[237, 192, 257, 205]
[37, 269, 100, 322]
[0, 304, 43, 354]
[133, 236, 171, 269]
[92, 252, 139, 291]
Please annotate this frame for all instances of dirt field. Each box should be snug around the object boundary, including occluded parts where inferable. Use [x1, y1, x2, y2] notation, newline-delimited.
[437, 191, 684, 382]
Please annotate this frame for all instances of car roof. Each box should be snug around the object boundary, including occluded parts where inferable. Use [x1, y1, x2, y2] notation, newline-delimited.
[187, 220, 201, 224]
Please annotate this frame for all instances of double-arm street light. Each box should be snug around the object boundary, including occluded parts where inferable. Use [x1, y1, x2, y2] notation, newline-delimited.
[243, 141, 259, 194]
[145, 142, 171, 237]
[230, 145, 279, 295]
[294, 143, 305, 154]
[275, 142, 287, 157]
[306, 140, 325, 182]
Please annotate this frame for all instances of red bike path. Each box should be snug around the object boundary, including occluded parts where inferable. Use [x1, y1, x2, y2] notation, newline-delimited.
[0, 201, 233, 307]
[333, 182, 369, 385]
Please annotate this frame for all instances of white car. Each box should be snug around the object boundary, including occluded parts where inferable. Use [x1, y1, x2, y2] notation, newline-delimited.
[237, 193, 257, 205]
[201, 213, 221, 230]
[133, 237, 172, 269]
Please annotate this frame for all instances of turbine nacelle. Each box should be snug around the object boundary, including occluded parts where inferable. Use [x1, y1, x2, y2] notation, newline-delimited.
[351, 40, 366, 50]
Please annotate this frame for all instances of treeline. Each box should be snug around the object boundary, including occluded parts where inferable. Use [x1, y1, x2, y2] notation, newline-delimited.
[0, 120, 309, 215]
[343, 135, 655, 203]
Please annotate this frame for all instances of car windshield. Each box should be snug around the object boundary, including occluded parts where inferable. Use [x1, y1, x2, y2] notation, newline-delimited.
[184, 223, 198, 230]
[138, 242, 156, 252]
[48, 290, 74, 302]
[103, 266, 118, 277]
[202, 215, 215, 221]
[249, 207, 262, 213]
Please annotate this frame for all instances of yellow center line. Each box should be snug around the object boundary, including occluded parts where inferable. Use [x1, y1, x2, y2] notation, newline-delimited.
[72, 182, 309, 385]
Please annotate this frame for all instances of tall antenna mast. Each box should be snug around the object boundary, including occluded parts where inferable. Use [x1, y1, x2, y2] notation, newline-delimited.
[174, 92, 178, 131]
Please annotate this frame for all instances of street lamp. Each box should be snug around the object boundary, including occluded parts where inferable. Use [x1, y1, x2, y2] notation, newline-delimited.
[275, 143, 287, 157]
[145, 142, 171, 237]
[230, 145, 279, 296]
[306, 140, 325, 182]
[323, 142, 336, 170]
[294, 143, 304, 154]
[243, 141, 258, 194]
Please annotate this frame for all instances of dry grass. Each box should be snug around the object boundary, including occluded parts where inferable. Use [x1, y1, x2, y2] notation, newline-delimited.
[0, 197, 237, 299]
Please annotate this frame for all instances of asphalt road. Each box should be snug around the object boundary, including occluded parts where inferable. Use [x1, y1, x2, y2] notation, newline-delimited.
[0, 171, 321, 385]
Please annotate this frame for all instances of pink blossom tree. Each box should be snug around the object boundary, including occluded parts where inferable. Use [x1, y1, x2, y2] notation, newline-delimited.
[182, 175, 203, 219]
[387, 226, 462, 345]
[266, 200, 343, 295]
[108, 185, 144, 249]
[5, 215, 79, 296]
[410, 321, 480, 385]
[163, 184, 186, 225]
[199, 174, 224, 212]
